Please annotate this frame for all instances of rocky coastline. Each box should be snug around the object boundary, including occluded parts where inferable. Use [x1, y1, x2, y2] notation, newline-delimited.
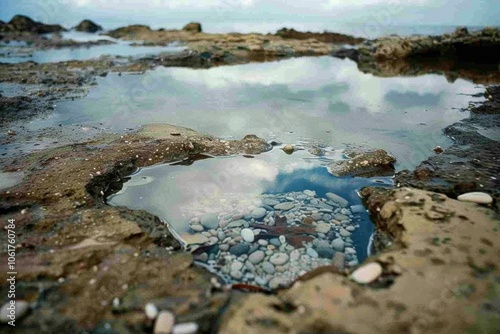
[0, 14, 499, 333]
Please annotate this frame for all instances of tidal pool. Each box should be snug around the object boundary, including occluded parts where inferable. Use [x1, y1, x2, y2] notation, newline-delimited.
[108, 148, 392, 289]
[36, 56, 484, 171]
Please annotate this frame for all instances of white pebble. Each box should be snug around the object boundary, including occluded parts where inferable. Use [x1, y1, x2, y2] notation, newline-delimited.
[145, 302, 158, 320]
[350, 262, 382, 284]
[241, 228, 255, 242]
[172, 322, 199, 334]
[457, 192, 493, 204]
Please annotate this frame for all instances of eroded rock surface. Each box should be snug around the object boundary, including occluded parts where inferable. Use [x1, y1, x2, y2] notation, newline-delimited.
[328, 146, 396, 177]
[219, 187, 500, 334]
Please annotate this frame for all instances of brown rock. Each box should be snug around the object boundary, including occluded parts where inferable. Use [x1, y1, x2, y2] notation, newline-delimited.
[183, 22, 202, 33]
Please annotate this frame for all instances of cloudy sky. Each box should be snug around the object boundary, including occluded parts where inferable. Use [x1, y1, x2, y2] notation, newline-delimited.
[1, 0, 498, 33]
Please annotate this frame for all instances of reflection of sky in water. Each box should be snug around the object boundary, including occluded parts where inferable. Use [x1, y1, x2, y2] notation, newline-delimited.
[43, 56, 485, 170]
[0, 31, 185, 64]
[108, 149, 392, 261]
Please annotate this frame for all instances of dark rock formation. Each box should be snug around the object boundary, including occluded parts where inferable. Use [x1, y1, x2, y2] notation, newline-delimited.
[106, 24, 151, 38]
[182, 22, 202, 33]
[328, 146, 396, 177]
[0, 15, 66, 34]
[74, 19, 103, 33]
[357, 27, 500, 62]
[276, 27, 364, 45]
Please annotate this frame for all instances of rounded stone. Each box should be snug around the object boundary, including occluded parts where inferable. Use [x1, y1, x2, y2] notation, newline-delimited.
[249, 250, 265, 264]
[229, 243, 250, 256]
[250, 207, 267, 220]
[457, 192, 493, 204]
[0, 300, 29, 323]
[316, 246, 334, 259]
[154, 311, 175, 334]
[190, 224, 204, 232]
[306, 247, 319, 258]
[145, 302, 159, 320]
[172, 322, 199, 334]
[269, 252, 289, 265]
[241, 228, 255, 242]
[303, 189, 316, 197]
[282, 144, 294, 154]
[200, 213, 219, 229]
[315, 222, 331, 234]
[262, 261, 275, 274]
[274, 202, 295, 211]
[351, 262, 383, 284]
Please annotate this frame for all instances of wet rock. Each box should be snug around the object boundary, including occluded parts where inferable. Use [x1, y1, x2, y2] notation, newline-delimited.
[316, 246, 334, 259]
[249, 250, 265, 264]
[303, 189, 316, 197]
[308, 147, 325, 156]
[457, 192, 493, 204]
[241, 228, 255, 242]
[274, 202, 294, 211]
[331, 238, 345, 252]
[74, 19, 103, 33]
[182, 22, 202, 33]
[227, 219, 246, 228]
[0, 300, 29, 323]
[326, 192, 349, 207]
[332, 252, 345, 270]
[269, 253, 289, 265]
[190, 224, 204, 232]
[229, 243, 250, 256]
[329, 147, 396, 177]
[350, 205, 365, 213]
[250, 207, 267, 220]
[154, 311, 175, 334]
[181, 233, 209, 245]
[200, 213, 219, 229]
[339, 228, 351, 238]
[262, 261, 275, 274]
[358, 27, 500, 63]
[350, 262, 383, 284]
[282, 144, 294, 154]
[306, 247, 319, 258]
[315, 222, 331, 234]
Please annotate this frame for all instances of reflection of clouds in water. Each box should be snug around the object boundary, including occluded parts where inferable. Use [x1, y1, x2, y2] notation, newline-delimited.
[164, 57, 482, 116]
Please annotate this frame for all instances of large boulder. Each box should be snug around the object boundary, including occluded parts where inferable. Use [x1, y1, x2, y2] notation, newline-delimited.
[74, 19, 103, 33]
[2, 14, 66, 34]
[182, 22, 202, 33]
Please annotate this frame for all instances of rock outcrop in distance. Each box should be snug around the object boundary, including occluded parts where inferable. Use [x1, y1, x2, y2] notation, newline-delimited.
[74, 19, 103, 33]
[357, 27, 500, 62]
[0, 14, 66, 34]
[182, 22, 202, 33]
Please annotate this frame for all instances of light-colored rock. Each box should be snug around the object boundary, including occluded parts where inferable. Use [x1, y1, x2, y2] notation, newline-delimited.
[227, 219, 246, 228]
[200, 213, 219, 229]
[332, 252, 345, 270]
[154, 311, 175, 334]
[145, 302, 159, 320]
[325, 192, 349, 207]
[303, 189, 316, 197]
[190, 224, 204, 232]
[270, 252, 289, 265]
[0, 300, 29, 323]
[250, 207, 267, 219]
[331, 238, 345, 251]
[350, 262, 383, 284]
[172, 322, 199, 334]
[274, 202, 295, 211]
[457, 192, 493, 204]
[306, 247, 319, 258]
[249, 250, 265, 264]
[241, 228, 255, 242]
[181, 233, 209, 246]
[315, 222, 331, 234]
